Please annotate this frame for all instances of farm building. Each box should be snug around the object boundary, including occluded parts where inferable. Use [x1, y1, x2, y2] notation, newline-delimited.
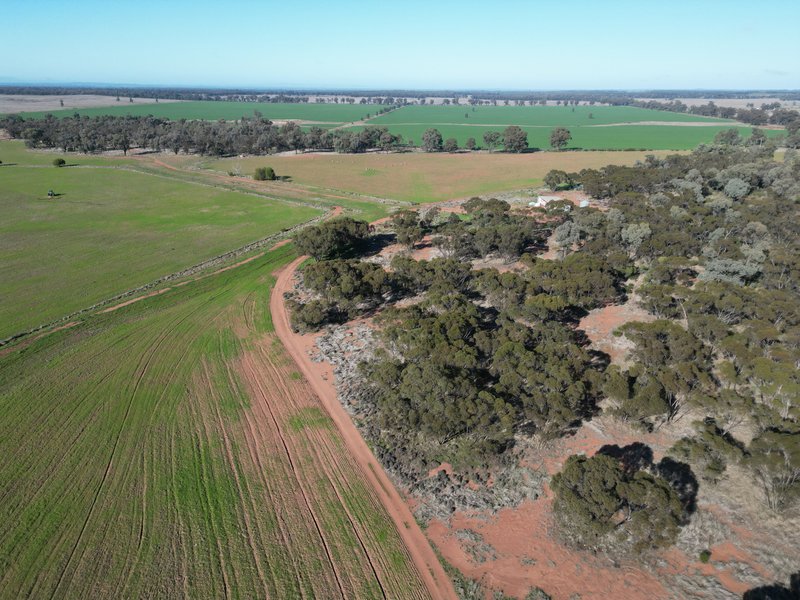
[529, 195, 561, 208]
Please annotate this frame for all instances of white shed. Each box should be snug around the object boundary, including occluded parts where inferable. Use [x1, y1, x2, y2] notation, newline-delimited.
[528, 195, 562, 208]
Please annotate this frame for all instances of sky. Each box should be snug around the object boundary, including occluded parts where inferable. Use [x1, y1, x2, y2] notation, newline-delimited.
[3, 0, 799, 90]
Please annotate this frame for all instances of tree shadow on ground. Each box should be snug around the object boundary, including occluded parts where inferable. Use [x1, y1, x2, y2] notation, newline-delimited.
[598, 442, 654, 473]
[359, 233, 396, 258]
[743, 572, 800, 599]
[598, 443, 699, 515]
[656, 456, 699, 515]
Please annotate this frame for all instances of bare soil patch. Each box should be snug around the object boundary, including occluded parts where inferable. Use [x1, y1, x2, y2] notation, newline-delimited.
[0, 94, 181, 114]
[578, 296, 655, 363]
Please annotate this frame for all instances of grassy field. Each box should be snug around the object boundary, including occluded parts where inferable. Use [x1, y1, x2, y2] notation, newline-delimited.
[0, 140, 321, 339]
[202, 149, 675, 203]
[5, 101, 373, 123]
[369, 104, 732, 126]
[0, 243, 429, 599]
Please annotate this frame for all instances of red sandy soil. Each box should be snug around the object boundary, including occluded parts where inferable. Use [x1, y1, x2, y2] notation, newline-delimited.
[578, 299, 655, 363]
[424, 408, 784, 599]
[271, 256, 457, 600]
[427, 492, 669, 600]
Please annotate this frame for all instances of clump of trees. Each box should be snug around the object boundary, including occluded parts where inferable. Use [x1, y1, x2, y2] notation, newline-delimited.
[361, 298, 603, 467]
[551, 447, 693, 553]
[544, 169, 576, 190]
[293, 217, 369, 260]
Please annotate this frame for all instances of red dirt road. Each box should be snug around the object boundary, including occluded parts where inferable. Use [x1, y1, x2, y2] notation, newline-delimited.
[271, 256, 457, 600]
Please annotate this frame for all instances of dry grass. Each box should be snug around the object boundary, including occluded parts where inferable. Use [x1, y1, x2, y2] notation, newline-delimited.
[203, 150, 674, 203]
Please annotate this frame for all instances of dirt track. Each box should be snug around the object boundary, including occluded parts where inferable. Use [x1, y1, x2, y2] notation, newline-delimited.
[271, 256, 457, 600]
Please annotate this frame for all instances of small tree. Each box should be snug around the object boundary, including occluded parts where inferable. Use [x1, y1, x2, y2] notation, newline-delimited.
[443, 137, 458, 153]
[421, 128, 443, 152]
[53, 158, 66, 167]
[502, 125, 528, 153]
[482, 131, 502, 152]
[550, 127, 572, 150]
[391, 210, 425, 248]
[723, 178, 750, 200]
[465, 137, 476, 150]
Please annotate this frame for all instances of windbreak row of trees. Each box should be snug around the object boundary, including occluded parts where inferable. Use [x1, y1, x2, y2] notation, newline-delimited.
[0, 114, 577, 155]
[0, 114, 410, 155]
[420, 126, 572, 153]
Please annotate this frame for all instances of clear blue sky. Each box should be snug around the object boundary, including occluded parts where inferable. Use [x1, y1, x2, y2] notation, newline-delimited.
[3, 0, 799, 90]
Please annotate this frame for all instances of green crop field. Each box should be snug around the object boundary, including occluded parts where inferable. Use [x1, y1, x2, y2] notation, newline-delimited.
[369, 104, 732, 126]
[5, 101, 373, 123]
[0, 140, 321, 340]
[0, 243, 428, 599]
[349, 122, 783, 151]
[356, 105, 784, 150]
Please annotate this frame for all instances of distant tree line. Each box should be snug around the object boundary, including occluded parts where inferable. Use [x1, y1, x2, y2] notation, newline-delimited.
[4, 85, 799, 106]
[631, 99, 800, 129]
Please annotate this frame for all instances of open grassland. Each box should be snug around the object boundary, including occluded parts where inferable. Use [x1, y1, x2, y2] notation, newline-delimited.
[0, 244, 429, 599]
[369, 104, 732, 126]
[6, 101, 373, 123]
[348, 122, 782, 151]
[202, 150, 674, 203]
[152, 151, 397, 222]
[0, 140, 321, 339]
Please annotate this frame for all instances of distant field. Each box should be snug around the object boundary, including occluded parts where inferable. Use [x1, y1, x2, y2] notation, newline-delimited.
[5, 100, 373, 123]
[369, 104, 732, 126]
[0, 94, 180, 114]
[0, 244, 428, 599]
[359, 105, 783, 150]
[0, 140, 320, 339]
[350, 122, 782, 150]
[203, 150, 673, 203]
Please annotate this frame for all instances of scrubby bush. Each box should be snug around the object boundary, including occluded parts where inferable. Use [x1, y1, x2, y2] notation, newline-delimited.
[53, 158, 66, 167]
[254, 166, 276, 181]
